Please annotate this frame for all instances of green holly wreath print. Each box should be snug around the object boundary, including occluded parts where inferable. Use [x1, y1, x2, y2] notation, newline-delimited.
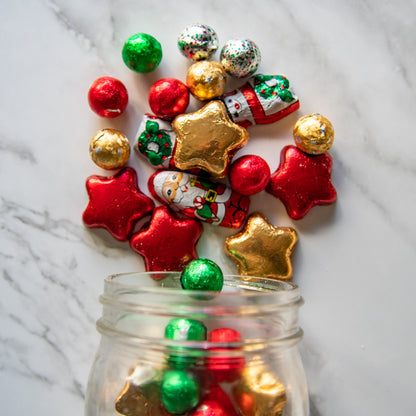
[253, 74, 294, 103]
[138, 120, 172, 166]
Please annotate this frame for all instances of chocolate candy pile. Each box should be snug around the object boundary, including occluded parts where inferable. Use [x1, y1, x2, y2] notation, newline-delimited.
[83, 23, 337, 415]
[83, 24, 336, 281]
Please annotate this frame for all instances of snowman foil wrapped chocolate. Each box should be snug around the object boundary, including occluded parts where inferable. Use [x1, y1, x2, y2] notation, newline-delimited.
[220, 74, 299, 128]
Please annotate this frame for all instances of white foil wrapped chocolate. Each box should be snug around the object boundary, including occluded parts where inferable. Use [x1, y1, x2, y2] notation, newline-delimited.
[135, 114, 177, 169]
[177, 24, 218, 61]
[221, 74, 299, 128]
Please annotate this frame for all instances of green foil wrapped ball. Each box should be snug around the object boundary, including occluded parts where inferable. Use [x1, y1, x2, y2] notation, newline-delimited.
[180, 258, 224, 292]
[165, 318, 207, 369]
[161, 370, 200, 414]
[165, 318, 207, 341]
[122, 33, 162, 73]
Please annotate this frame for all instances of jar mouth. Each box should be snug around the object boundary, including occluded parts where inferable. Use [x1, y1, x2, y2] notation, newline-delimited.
[105, 272, 299, 298]
[99, 273, 304, 352]
[102, 272, 303, 315]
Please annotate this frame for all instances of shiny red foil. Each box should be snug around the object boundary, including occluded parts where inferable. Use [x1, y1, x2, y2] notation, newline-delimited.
[197, 384, 239, 416]
[88, 76, 128, 118]
[130, 206, 203, 273]
[190, 400, 228, 416]
[266, 145, 337, 219]
[229, 154, 271, 195]
[82, 167, 154, 241]
[207, 328, 245, 383]
[148, 78, 189, 119]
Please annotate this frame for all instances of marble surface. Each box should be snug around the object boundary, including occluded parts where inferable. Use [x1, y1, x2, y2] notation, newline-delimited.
[1, 0, 415, 414]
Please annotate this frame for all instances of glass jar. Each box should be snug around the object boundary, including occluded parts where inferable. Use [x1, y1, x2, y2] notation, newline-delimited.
[85, 272, 309, 416]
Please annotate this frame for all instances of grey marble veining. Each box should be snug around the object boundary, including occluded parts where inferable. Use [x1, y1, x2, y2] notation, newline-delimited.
[1, 0, 415, 415]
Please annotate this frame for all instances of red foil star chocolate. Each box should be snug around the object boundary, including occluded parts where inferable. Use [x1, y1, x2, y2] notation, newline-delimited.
[82, 167, 154, 241]
[130, 206, 203, 274]
[266, 145, 337, 219]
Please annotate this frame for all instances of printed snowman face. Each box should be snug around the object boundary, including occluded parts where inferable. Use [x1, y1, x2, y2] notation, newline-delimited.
[222, 89, 254, 125]
[224, 95, 244, 119]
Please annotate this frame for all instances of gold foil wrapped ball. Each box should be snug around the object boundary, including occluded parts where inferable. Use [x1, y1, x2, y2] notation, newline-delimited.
[186, 61, 226, 100]
[89, 128, 130, 170]
[293, 113, 334, 155]
[232, 361, 287, 416]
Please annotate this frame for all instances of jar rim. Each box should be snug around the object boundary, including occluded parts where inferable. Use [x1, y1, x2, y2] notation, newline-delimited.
[99, 273, 304, 352]
[105, 272, 299, 299]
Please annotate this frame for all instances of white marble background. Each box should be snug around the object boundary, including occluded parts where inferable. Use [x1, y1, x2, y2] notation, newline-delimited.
[1, 0, 415, 414]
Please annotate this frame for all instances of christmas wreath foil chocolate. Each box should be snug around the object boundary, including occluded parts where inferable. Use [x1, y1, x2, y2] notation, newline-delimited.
[148, 170, 250, 228]
[221, 74, 299, 128]
[135, 114, 177, 169]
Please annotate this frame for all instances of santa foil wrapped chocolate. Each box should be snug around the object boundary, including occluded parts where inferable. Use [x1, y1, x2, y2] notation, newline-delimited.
[220, 74, 299, 128]
[148, 171, 250, 228]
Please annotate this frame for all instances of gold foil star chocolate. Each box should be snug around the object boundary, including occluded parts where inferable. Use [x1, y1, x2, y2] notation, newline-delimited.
[115, 364, 173, 416]
[232, 361, 287, 416]
[172, 100, 249, 178]
[224, 212, 297, 280]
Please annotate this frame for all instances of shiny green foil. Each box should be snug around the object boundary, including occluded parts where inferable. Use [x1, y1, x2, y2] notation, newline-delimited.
[165, 318, 207, 369]
[161, 370, 200, 414]
[122, 33, 162, 73]
[180, 258, 224, 291]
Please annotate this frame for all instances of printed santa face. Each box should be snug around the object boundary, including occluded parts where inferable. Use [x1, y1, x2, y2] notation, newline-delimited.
[148, 170, 250, 228]
[157, 171, 191, 205]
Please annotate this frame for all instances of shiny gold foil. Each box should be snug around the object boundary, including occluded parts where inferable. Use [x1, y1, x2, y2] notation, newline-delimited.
[293, 113, 334, 155]
[115, 365, 175, 416]
[172, 100, 249, 178]
[186, 61, 226, 100]
[89, 128, 130, 170]
[232, 362, 287, 416]
[224, 212, 297, 280]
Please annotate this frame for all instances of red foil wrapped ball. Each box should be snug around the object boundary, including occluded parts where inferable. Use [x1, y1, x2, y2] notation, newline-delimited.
[229, 155, 271, 195]
[190, 400, 228, 416]
[88, 76, 128, 118]
[207, 328, 245, 383]
[148, 78, 189, 119]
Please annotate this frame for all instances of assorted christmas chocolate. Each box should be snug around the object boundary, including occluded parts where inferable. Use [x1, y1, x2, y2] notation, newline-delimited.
[84, 23, 336, 415]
